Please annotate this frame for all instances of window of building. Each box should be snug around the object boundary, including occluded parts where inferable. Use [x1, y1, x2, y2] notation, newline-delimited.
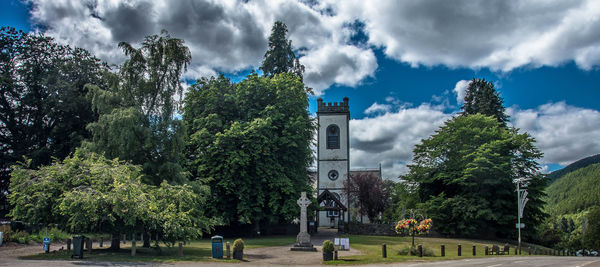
[326, 124, 340, 149]
[327, 210, 339, 217]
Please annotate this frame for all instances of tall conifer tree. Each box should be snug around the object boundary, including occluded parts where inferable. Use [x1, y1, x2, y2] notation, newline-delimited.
[461, 78, 508, 123]
[260, 21, 305, 81]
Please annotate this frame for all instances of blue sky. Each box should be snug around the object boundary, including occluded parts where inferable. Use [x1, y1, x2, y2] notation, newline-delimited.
[3, 0, 600, 178]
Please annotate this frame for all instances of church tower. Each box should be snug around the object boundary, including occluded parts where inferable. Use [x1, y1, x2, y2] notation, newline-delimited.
[316, 97, 350, 227]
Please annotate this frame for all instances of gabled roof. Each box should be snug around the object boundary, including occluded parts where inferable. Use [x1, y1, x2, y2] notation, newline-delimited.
[317, 189, 347, 211]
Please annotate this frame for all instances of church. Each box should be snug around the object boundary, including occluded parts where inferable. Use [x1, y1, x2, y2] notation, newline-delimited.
[310, 97, 382, 228]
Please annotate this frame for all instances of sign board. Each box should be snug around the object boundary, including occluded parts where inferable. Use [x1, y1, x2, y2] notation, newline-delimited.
[515, 223, 525, 229]
[334, 238, 350, 250]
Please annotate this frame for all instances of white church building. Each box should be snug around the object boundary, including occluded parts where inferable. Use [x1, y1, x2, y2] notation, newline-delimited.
[311, 97, 382, 228]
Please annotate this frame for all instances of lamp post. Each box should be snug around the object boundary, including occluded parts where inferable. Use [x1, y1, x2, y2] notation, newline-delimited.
[513, 177, 530, 255]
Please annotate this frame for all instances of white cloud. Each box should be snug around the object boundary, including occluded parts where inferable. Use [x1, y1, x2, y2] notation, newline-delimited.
[350, 103, 452, 178]
[508, 102, 600, 166]
[325, 0, 600, 71]
[28, 0, 378, 94]
[364, 102, 391, 115]
[453, 80, 471, 104]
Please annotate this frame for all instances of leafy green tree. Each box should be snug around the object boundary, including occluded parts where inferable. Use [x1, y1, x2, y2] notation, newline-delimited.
[584, 206, 600, 250]
[260, 21, 305, 80]
[461, 78, 508, 123]
[183, 73, 314, 231]
[9, 150, 212, 250]
[0, 27, 108, 217]
[84, 31, 191, 185]
[405, 114, 545, 237]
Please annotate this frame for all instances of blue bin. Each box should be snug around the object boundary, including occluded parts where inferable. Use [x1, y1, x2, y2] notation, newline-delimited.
[211, 235, 223, 259]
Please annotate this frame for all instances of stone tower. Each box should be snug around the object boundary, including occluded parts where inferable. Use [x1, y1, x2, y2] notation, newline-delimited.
[316, 97, 350, 227]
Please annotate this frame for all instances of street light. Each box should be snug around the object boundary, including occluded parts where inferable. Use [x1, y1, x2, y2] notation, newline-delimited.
[513, 177, 530, 255]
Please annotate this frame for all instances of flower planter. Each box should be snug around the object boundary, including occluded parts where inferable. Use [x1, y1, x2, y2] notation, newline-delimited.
[233, 250, 243, 260]
[323, 251, 333, 261]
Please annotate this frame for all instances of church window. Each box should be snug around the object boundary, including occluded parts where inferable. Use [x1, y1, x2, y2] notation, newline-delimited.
[327, 124, 340, 149]
[328, 170, 339, 180]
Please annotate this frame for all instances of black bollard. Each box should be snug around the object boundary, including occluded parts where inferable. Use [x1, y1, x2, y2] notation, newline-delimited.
[67, 239, 71, 251]
[485, 245, 489, 255]
[441, 244, 445, 257]
[458, 244, 462, 256]
[382, 243, 387, 258]
[473, 245, 476, 256]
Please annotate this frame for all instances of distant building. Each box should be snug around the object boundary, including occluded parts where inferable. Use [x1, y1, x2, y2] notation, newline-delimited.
[312, 97, 382, 228]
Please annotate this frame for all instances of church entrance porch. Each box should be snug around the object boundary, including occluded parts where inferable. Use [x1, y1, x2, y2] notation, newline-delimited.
[317, 189, 347, 230]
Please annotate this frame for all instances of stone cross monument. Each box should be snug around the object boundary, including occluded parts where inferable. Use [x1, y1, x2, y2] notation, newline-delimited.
[291, 192, 316, 251]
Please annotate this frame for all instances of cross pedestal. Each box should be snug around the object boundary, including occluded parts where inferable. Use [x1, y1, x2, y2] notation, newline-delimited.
[291, 192, 317, 251]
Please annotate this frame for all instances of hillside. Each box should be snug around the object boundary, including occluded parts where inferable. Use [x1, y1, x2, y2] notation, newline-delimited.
[546, 154, 600, 183]
[545, 163, 600, 216]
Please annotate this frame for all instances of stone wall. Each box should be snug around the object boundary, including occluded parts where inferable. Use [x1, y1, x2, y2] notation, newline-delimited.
[345, 222, 397, 236]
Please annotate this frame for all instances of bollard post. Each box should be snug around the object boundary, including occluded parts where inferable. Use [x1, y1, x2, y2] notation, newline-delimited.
[458, 244, 462, 256]
[441, 244, 445, 257]
[122, 234, 126, 244]
[178, 242, 183, 257]
[382, 243, 387, 258]
[418, 244, 423, 257]
[131, 240, 136, 256]
[87, 238, 92, 253]
[473, 245, 476, 256]
[334, 250, 338, 260]
[514, 246, 517, 255]
[226, 241, 231, 259]
[100, 237, 103, 247]
[67, 239, 71, 251]
[485, 246, 489, 255]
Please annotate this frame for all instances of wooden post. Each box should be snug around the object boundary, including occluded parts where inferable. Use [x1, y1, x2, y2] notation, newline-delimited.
[441, 244, 445, 257]
[382, 243, 387, 258]
[334, 250, 338, 260]
[514, 246, 517, 255]
[458, 244, 461, 256]
[178, 242, 183, 257]
[418, 244, 423, 257]
[122, 234, 126, 244]
[67, 239, 71, 251]
[100, 237, 103, 247]
[131, 240, 136, 256]
[473, 245, 476, 256]
[226, 242, 231, 259]
[485, 246, 489, 255]
[87, 238, 92, 253]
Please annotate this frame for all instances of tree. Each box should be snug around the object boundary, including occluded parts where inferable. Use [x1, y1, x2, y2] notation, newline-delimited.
[461, 78, 508, 123]
[0, 27, 108, 218]
[84, 31, 191, 185]
[343, 172, 390, 223]
[584, 206, 600, 250]
[405, 114, 545, 237]
[183, 73, 314, 230]
[260, 21, 305, 81]
[9, 150, 213, 250]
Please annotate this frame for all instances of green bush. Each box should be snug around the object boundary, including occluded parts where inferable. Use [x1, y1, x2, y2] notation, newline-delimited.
[322, 240, 334, 253]
[233, 238, 244, 252]
[29, 227, 70, 243]
[397, 246, 435, 256]
[12, 230, 30, 244]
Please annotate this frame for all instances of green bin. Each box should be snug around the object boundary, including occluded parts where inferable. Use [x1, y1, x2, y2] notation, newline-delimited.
[72, 235, 85, 259]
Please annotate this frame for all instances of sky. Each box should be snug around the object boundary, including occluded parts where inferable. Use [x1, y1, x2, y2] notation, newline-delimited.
[2, 0, 600, 179]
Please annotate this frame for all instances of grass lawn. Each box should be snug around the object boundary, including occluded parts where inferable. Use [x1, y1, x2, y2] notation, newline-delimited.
[22, 235, 296, 263]
[326, 235, 547, 265]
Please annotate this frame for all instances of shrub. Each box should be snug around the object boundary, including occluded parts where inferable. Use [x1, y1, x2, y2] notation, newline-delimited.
[29, 227, 70, 243]
[397, 246, 435, 256]
[322, 240, 334, 253]
[233, 238, 244, 252]
[12, 230, 30, 244]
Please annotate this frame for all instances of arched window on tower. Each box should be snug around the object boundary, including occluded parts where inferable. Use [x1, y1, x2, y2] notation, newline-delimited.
[327, 124, 340, 149]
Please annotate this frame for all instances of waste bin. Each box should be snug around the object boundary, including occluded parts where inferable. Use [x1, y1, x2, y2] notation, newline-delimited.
[72, 235, 85, 259]
[43, 237, 50, 253]
[211, 235, 223, 259]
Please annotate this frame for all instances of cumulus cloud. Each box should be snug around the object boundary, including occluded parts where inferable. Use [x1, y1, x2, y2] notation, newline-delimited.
[350, 103, 452, 178]
[364, 102, 391, 115]
[453, 80, 471, 104]
[27, 0, 378, 93]
[508, 102, 600, 166]
[325, 0, 600, 71]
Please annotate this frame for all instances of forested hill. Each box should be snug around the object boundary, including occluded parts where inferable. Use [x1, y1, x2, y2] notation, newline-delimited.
[546, 154, 600, 183]
[545, 163, 600, 216]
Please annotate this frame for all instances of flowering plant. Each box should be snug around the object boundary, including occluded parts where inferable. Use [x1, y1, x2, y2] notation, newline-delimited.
[395, 218, 432, 247]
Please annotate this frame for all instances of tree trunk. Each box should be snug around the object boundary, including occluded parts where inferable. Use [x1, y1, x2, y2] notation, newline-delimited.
[110, 233, 120, 250]
[143, 232, 151, 248]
